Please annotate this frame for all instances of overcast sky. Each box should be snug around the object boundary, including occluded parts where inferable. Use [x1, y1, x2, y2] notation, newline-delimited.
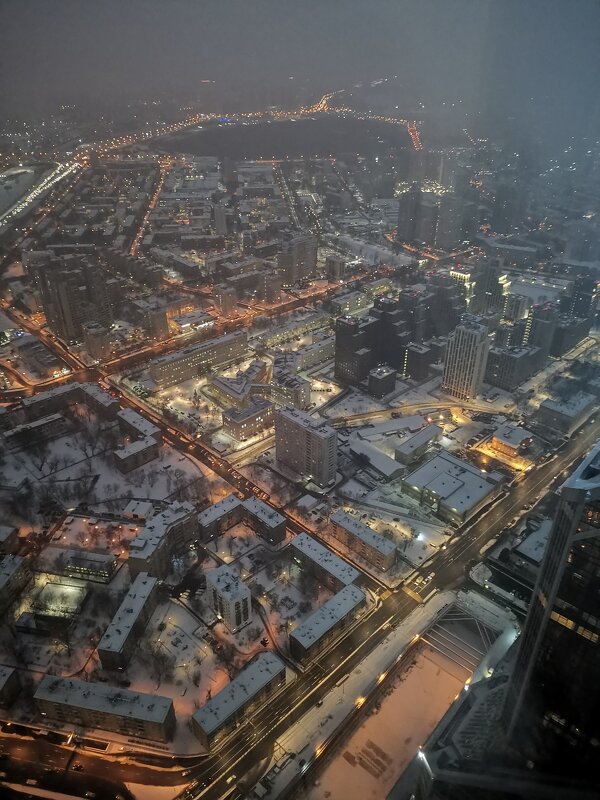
[1, 0, 599, 143]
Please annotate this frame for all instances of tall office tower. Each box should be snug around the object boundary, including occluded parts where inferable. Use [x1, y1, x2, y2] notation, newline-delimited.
[274, 407, 337, 487]
[334, 316, 376, 383]
[214, 284, 238, 317]
[213, 204, 229, 236]
[417, 443, 600, 800]
[522, 302, 558, 357]
[492, 180, 527, 234]
[438, 152, 461, 190]
[278, 233, 318, 284]
[415, 195, 439, 245]
[560, 276, 599, 321]
[325, 255, 346, 281]
[505, 442, 600, 786]
[564, 219, 600, 263]
[426, 272, 467, 337]
[395, 287, 433, 343]
[470, 259, 511, 316]
[503, 292, 529, 323]
[30, 252, 112, 343]
[397, 187, 421, 243]
[441, 316, 490, 400]
[436, 193, 463, 251]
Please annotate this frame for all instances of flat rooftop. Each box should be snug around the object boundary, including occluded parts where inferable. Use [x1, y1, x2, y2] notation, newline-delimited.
[330, 510, 396, 556]
[290, 584, 365, 650]
[98, 573, 157, 655]
[291, 532, 359, 586]
[35, 675, 173, 724]
[492, 424, 532, 448]
[192, 653, 285, 736]
[540, 392, 595, 418]
[206, 565, 248, 601]
[395, 424, 442, 456]
[117, 409, 161, 438]
[405, 452, 502, 516]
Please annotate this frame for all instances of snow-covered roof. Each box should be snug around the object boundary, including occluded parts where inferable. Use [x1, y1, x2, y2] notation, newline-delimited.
[242, 496, 286, 530]
[276, 407, 336, 441]
[206, 565, 249, 602]
[290, 584, 365, 650]
[80, 383, 118, 408]
[98, 573, 157, 655]
[349, 440, 403, 479]
[540, 392, 595, 418]
[0, 525, 17, 543]
[395, 424, 443, 457]
[405, 452, 502, 516]
[151, 330, 246, 367]
[117, 409, 160, 439]
[114, 437, 157, 459]
[222, 398, 274, 423]
[492, 424, 532, 448]
[192, 653, 285, 736]
[123, 500, 154, 521]
[515, 519, 552, 566]
[129, 502, 195, 562]
[330, 510, 396, 557]
[198, 494, 243, 527]
[21, 383, 75, 407]
[35, 675, 173, 723]
[291, 532, 359, 586]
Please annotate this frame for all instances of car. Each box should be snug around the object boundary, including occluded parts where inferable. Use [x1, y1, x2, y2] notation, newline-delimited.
[72, 763, 84, 771]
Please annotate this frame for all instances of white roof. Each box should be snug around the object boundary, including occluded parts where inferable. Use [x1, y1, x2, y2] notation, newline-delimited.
[198, 494, 243, 527]
[291, 533, 359, 586]
[129, 502, 195, 562]
[114, 437, 157, 459]
[123, 500, 154, 520]
[80, 383, 118, 408]
[192, 653, 285, 735]
[405, 452, 502, 516]
[151, 330, 246, 367]
[206, 565, 249, 602]
[290, 584, 365, 650]
[242, 496, 286, 529]
[515, 519, 553, 566]
[0, 525, 17, 543]
[276, 407, 336, 441]
[395, 424, 442, 456]
[22, 383, 75, 407]
[540, 392, 595, 418]
[492, 424, 532, 448]
[349, 440, 403, 479]
[117, 409, 160, 438]
[35, 675, 173, 724]
[98, 573, 157, 655]
[330, 510, 396, 556]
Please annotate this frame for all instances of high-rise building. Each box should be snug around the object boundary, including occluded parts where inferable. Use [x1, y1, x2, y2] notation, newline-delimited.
[274, 407, 337, 487]
[560, 276, 599, 321]
[415, 195, 439, 245]
[470, 259, 511, 316]
[426, 272, 467, 336]
[397, 187, 421, 243]
[436, 193, 464, 251]
[325, 255, 347, 281]
[417, 441, 600, 800]
[492, 181, 527, 234]
[214, 284, 238, 317]
[278, 233, 318, 284]
[29, 252, 112, 343]
[441, 316, 490, 400]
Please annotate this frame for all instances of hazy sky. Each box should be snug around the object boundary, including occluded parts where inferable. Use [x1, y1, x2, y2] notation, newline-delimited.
[1, 0, 599, 142]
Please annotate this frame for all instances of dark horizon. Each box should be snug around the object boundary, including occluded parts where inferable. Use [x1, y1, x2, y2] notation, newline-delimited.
[2, 0, 600, 148]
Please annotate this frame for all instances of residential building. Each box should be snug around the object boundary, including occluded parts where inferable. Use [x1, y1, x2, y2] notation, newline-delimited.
[278, 233, 318, 284]
[149, 331, 248, 388]
[222, 398, 274, 441]
[98, 573, 158, 670]
[35, 676, 176, 742]
[275, 407, 337, 487]
[330, 510, 396, 571]
[114, 438, 159, 473]
[116, 409, 161, 442]
[206, 565, 251, 632]
[198, 494, 286, 545]
[537, 393, 596, 436]
[290, 584, 366, 662]
[192, 653, 285, 749]
[394, 424, 442, 465]
[0, 555, 30, 612]
[128, 502, 198, 579]
[442, 316, 490, 401]
[290, 532, 359, 592]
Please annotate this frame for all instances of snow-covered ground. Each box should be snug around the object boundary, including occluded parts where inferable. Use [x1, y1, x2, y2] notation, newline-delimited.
[321, 390, 387, 418]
